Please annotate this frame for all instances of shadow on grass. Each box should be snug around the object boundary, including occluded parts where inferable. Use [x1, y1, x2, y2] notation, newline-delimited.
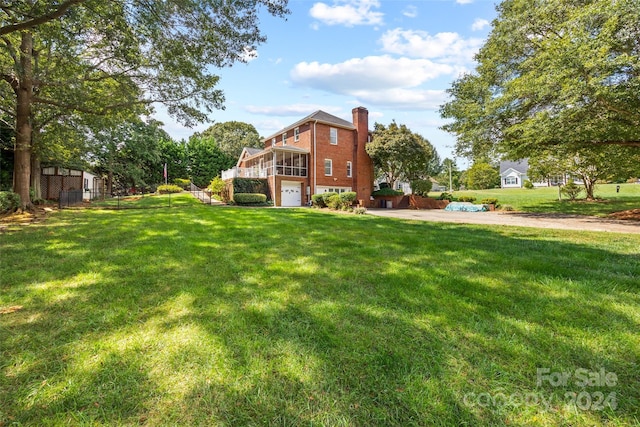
[520, 197, 640, 216]
[1, 206, 639, 425]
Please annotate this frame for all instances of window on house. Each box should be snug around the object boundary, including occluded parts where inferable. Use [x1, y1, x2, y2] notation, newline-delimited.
[324, 159, 332, 176]
[84, 178, 89, 189]
[346, 161, 352, 177]
[294, 127, 300, 142]
[271, 138, 276, 147]
[282, 133, 287, 145]
[330, 128, 337, 145]
[504, 176, 518, 185]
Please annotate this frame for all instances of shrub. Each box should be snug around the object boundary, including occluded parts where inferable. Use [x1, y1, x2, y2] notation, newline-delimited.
[561, 179, 583, 201]
[371, 188, 404, 197]
[0, 191, 21, 213]
[354, 207, 367, 215]
[326, 194, 342, 210]
[339, 191, 357, 204]
[234, 193, 267, 204]
[480, 198, 499, 206]
[523, 179, 534, 189]
[209, 176, 225, 194]
[157, 184, 183, 194]
[173, 178, 191, 190]
[500, 204, 515, 211]
[311, 194, 326, 208]
[437, 192, 454, 201]
[233, 178, 267, 195]
[321, 192, 337, 202]
[458, 196, 476, 203]
[410, 179, 432, 197]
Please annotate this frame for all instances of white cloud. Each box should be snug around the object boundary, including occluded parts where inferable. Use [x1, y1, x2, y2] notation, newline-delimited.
[292, 56, 453, 92]
[240, 47, 258, 63]
[309, 0, 384, 27]
[290, 56, 452, 110]
[380, 28, 483, 65]
[402, 5, 418, 18]
[471, 18, 490, 31]
[456, 0, 473, 4]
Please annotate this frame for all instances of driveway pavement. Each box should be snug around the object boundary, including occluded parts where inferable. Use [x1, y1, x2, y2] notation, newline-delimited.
[367, 208, 640, 234]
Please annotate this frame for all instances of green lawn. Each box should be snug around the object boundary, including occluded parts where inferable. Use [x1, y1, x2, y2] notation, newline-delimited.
[1, 194, 639, 426]
[432, 183, 640, 216]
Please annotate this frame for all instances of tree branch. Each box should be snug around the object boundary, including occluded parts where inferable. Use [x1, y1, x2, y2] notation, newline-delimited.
[0, 0, 87, 36]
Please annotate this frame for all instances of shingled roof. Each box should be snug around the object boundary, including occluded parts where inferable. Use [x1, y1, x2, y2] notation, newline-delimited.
[263, 110, 355, 142]
[500, 159, 529, 174]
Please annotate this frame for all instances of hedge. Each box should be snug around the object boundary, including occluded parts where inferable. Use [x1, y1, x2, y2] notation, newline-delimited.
[157, 184, 183, 194]
[234, 193, 267, 204]
[371, 188, 404, 197]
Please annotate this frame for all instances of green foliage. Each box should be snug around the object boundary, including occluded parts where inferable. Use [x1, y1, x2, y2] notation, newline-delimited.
[159, 139, 189, 182]
[366, 121, 438, 188]
[457, 196, 477, 203]
[321, 192, 338, 203]
[198, 121, 262, 160]
[500, 204, 515, 211]
[208, 176, 226, 194]
[410, 179, 432, 197]
[354, 207, 367, 215]
[465, 162, 500, 190]
[173, 178, 191, 190]
[523, 180, 534, 189]
[438, 192, 454, 201]
[232, 178, 268, 195]
[326, 194, 342, 210]
[371, 188, 404, 197]
[339, 192, 357, 204]
[233, 193, 267, 204]
[157, 184, 183, 194]
[311, 194, 326, 208]
[480, 198, 499, 206]
[187, 135, 234, 188]
[0, 191, 20, 212]
[561, 179, 583, 201]
[441, 0, 640, 161]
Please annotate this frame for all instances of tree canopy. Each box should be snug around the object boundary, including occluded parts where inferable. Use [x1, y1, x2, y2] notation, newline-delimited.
[1, 0, 289, 208]
[366, 121, 438, 189]
[440, 0, 640, 161]
[198, 121, 263, 160]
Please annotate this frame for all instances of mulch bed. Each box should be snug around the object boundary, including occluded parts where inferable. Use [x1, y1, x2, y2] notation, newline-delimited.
[608, 209, 640, 221]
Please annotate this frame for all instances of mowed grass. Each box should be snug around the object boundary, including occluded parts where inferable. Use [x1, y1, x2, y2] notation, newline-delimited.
[434, 183, 640, 216]
[1, 193, 639, 426]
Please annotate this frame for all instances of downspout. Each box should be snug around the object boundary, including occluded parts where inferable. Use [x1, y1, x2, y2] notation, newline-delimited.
[313, 120, 318, 196]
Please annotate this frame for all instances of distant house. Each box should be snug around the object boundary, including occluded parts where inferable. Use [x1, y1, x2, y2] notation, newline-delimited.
[499, 159, 576, 188]
[222, 107, 374, 207]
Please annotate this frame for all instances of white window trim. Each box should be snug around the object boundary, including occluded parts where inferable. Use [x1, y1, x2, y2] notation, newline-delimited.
[346, 161, 352, 178]
[294, 127, 300, 142]
[271, 138, 276, 147]
[324, 159, 332, 176]
[282, 133, 287, 145]
[330, 127, 337, 145]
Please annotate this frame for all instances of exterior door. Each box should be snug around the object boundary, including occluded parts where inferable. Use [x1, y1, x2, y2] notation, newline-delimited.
[281, 182, 302, 206]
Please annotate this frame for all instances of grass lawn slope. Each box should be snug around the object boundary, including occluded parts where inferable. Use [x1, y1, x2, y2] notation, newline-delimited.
[1, 195, 639, 426]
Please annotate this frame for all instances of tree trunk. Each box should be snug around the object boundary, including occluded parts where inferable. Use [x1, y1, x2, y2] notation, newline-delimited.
[30, 153, 41, 200]
[14, 32, 34, 210]
[584, 177, 596, 200]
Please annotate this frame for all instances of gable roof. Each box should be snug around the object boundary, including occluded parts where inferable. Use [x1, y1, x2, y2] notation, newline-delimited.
[263, 110, 355, 142]
[499, 159, 529, 174]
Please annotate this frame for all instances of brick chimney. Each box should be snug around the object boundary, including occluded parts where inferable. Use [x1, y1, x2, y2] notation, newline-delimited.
[352, 107, 374, 204]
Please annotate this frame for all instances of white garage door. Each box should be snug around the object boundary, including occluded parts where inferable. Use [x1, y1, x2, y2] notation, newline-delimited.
[281, 182, 302, 207]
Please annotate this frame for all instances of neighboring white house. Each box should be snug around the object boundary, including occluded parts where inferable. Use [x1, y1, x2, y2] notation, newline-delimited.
[499, 159, 580, 188]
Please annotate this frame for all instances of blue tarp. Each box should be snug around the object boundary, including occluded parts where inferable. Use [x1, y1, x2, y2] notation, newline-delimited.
[444, 202, 488, 212]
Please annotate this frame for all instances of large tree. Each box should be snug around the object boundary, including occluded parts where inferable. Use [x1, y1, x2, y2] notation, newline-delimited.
[440, 0, 640, 161]
[366, 121, 438, 189]
[1, 0, 288, 209]
[199, 121, 263, 160]
[186, 135, 234, 188]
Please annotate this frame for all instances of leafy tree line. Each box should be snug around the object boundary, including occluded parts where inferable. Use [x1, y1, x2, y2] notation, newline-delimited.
[1, 0, 288, 209]
[440, 0, 640, 198]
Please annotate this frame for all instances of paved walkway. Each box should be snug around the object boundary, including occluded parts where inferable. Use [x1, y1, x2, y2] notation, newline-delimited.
[367, 208, 640, 234]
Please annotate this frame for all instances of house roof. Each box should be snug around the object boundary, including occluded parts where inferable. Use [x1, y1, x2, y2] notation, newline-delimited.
[499, 159, 529, 174]
[239, 145, 310, 164]
[263, 110, 355, 142]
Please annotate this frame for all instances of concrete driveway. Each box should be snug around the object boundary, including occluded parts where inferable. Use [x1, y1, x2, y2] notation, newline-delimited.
[367, 208, 640, 234]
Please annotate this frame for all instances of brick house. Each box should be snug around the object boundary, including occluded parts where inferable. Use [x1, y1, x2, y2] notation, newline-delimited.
[222, 107, 374, 207]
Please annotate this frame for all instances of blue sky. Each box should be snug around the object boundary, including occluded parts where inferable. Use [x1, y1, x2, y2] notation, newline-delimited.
[155, 0, 498, 163]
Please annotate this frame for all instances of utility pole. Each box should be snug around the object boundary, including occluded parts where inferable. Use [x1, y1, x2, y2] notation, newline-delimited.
[449, 160, 453, 192]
